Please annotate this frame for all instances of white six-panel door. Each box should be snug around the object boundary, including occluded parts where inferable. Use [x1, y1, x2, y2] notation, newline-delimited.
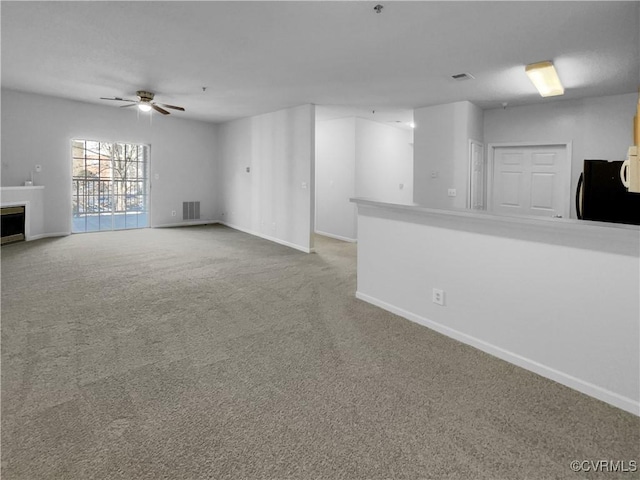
[489, 144, 569, 218]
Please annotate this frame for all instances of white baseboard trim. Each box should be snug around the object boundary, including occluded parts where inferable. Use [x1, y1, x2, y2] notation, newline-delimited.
[29, 232, 70, 241]
[356, 290, 640, 416]
[315, 230, 357, 243]
[220, 221, 313, 253]
[152, 220, 219, 228]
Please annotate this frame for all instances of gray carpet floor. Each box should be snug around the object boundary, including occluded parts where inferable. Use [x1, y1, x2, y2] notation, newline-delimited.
[1, 225, 638, 480]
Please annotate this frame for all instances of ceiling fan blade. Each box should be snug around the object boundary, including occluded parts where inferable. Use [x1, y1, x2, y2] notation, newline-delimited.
[151, 104, 170, 115]
[156, 103, 185, 111]
[119, 103, 138, 108]
[100, 97, 137, 103]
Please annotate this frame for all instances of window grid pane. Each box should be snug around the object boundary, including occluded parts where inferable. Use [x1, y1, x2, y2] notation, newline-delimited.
[72, 140, 149, 233]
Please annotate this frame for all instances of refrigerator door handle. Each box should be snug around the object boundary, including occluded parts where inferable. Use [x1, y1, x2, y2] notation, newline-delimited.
[576, 172, 584, 219]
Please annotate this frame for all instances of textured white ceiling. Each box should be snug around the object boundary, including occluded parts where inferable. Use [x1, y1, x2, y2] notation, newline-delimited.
[1, 1, 638, 124]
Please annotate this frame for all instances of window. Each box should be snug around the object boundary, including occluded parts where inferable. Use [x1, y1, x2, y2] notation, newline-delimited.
[72, 140, 149, 233]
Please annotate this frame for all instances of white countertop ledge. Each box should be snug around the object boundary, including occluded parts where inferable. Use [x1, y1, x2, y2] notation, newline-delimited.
[1, 186, 45, 190]
[350, 197, 640, 257]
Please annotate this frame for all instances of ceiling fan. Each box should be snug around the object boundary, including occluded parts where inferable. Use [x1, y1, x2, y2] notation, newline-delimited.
[100, 90, 185, 115]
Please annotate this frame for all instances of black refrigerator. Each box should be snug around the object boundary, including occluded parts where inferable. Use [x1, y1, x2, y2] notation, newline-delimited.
[576, 159, 640, 226]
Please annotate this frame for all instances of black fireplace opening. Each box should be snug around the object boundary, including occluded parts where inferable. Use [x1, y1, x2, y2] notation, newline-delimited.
[1, 206, 26, 245]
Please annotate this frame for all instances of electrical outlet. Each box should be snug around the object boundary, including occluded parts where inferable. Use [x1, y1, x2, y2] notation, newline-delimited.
[431, 171, 438, 178]
[448, 188, 457, 197]
[399, 183, 404, 190]
[35, 164, 42, 173]
[432, 288, 445, 306]
[171, 210, 176, 217]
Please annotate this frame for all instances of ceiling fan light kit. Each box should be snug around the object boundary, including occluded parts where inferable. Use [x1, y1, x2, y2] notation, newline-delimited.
[525, 61, 565, 98]
[100, 90, 185, 115]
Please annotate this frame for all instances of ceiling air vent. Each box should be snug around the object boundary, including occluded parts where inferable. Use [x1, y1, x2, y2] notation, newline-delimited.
[451, 73, 475, 81]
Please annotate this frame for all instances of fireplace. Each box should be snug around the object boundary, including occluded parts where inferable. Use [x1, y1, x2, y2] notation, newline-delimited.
[1, 205, 26, 245]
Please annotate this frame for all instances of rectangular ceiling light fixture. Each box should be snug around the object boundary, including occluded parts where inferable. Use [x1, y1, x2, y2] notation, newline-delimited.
[525, 61, 564, 97]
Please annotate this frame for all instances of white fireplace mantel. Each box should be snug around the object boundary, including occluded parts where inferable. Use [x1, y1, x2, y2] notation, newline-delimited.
[1, 186, 45, 191]
[1, 186, 45, 240]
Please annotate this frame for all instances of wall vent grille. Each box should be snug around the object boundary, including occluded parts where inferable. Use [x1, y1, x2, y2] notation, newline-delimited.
[451, 72, 475, 81]
[183, 201, 200, 220]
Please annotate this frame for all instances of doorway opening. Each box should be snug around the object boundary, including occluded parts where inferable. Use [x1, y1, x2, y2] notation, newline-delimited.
[468, 139, 485, 210]
[72, 140, 149, 233]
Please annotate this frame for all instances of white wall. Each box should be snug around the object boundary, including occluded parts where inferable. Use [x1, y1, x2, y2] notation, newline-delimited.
[484, 92, 636, 218]
[315, 117, 413, 241]
[413, 101, 483, 210]
[355, 201, 640, 415]
[1, 89, 219, 234]
[315, 118, 357, 241]
[219, 104, 315, 253]
[355, 118, 414, 204]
